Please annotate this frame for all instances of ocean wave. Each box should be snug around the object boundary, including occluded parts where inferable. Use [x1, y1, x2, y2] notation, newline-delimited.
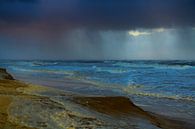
[70, 78, 195, 102]
[123, 86, 195, 102]
[113, 61, 194, 70]
[64, 78, 195, 102]
[158, 60, 195, 67]
[32, 61, 59, 66]
[6, 61, 195, 102]
[95, 67, 128, 74]
[9, 67, 74, 76]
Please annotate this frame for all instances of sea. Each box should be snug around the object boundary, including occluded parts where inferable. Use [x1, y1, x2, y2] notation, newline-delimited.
[0, 60, 195, 120]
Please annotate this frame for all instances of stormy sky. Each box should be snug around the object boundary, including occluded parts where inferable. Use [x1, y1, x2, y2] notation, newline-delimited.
[0, 0, 195, 60]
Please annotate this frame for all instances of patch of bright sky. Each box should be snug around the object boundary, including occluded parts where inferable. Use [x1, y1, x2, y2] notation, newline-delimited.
[128, 30, 151, 37]
[128, 28, 167, 37]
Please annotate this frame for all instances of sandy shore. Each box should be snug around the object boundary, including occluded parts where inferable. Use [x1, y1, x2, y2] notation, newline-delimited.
[0, 68, 35, 129]
[0, 68, 194, 129]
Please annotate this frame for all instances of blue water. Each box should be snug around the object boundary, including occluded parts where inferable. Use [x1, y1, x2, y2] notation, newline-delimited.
[0, 60, 195, 102]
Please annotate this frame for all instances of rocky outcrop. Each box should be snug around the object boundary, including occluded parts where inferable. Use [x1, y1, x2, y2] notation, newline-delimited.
[0, 68, 14, 80]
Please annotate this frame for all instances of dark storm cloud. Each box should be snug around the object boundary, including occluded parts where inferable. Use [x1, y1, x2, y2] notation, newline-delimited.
[0, 0, 39, 24]
[0, 0, 195, 29]
[0, 0, 195, 60]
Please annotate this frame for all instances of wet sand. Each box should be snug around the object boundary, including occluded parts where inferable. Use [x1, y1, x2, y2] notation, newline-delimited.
[73, 96, 194, 129]
[0, 68, 194, 129]
[0, 82, 36, 129]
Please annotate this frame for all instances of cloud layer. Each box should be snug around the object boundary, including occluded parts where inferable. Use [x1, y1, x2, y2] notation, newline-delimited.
[0, 0, 195, 30]
[0, 0, 195, 60]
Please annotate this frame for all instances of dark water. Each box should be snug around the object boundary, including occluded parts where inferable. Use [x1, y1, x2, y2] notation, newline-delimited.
[0, 60, 195, 119]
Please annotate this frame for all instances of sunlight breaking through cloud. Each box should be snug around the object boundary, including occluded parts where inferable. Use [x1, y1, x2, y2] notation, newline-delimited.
[128, 30, 151, 37]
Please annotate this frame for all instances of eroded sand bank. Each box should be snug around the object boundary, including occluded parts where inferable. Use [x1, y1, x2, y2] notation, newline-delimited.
[0, 68, 194, 129]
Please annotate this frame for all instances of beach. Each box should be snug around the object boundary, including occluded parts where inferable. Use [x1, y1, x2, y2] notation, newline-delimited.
[0, 67, 194, 129]
[1, 0, 195, 128]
